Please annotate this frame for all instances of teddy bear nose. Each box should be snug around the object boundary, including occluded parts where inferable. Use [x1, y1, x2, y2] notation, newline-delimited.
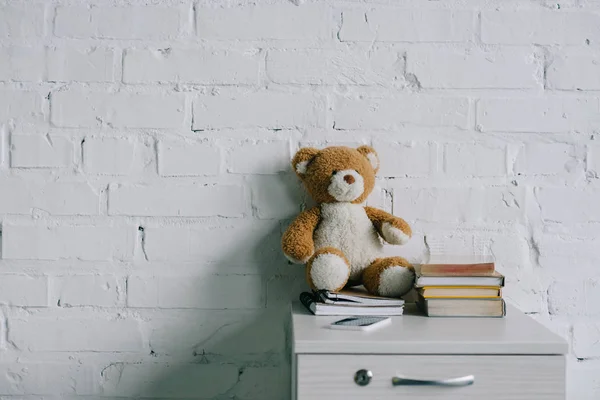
[344, 174, 355, 184]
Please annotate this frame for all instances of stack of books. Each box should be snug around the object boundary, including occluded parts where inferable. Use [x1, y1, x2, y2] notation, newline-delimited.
[299, 286, 405, 316]
[415, 257, 506, 317]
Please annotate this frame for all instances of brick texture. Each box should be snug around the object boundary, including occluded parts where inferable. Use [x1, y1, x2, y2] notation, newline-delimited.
[0, 1, 597, 398]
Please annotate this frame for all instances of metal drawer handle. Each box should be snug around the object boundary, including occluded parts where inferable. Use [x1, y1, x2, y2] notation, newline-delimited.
[392, 374, 474, 387]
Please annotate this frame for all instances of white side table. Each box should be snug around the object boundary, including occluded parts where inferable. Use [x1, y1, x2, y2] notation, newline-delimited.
[291, 303, 567, 400]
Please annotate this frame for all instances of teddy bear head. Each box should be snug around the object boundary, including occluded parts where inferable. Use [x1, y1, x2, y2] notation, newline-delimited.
[291, 145, 379, 204]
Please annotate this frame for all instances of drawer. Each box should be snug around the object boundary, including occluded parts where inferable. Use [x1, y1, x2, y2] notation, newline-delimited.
[297, 354, 565, 400]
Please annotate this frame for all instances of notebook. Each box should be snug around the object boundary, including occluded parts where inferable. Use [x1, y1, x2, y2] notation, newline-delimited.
[300, 292, 404, 316]
[316, 286, 405, 306]
[415, 271, 505, 288]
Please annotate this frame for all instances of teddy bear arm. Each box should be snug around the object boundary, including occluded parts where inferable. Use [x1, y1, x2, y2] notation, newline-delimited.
[281, 207, 321, 264]
[364, 206, 412, 245]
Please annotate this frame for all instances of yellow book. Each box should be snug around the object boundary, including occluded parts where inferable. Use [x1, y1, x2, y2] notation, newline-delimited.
[418, 286, 501, 299]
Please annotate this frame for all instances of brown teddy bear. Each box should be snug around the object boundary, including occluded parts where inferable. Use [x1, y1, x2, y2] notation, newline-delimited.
[282, 145, 415, 297]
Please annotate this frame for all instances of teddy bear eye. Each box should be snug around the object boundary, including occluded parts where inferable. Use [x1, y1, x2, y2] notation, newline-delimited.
[332, 170, 338, 175]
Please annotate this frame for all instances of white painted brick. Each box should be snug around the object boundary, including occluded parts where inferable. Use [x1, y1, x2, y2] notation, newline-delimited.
[10, 135, 73, 168]
[10, 314, 143, 352]
[515, 143, 578, 175]
[109, 184, 247, 217]
[490, 229, 531, 270]
[144, 309, 284, 359]
[142, 220, 281, 266]
[482, 10, 600, 45]
[477, 97, 599, 133]
[334, 96, 469, 129]
[538, 234, 600, 280]
[143, 310, 236, 356]
[83, 137, 135, 176]
[228, 140, 290, 174]
[250, 175, 302, 219]
[339, 9, 474, 42]
[573, 321, 600, 358]
[37, 182, 99, 215]
[408, 47, 539, 89]
[547, 280, 585, 316]
[373, 141, 433, 177]
[585, 279, 600, 317]
[0, 362, 97, 395]
[394, 187, 524, 223]
[158, 139, 220, 177]
[445, 143, 506, 176]
[338, 10, 372, 42]
[589, 145, 600, 175]
[503, 280, 544, 314]
[424, 230, 492, 260]
[193, 92, 324, 130]
[365, 185, 393, 213]
[52, 275, 121, 307]
[55, 6, 181, 39]
[232, 366, 288, 400]
[0, 177, 31, 214]
[132, 225, 190, 264]
[101, 363, 238, 398]
[0, 179, 98, 215]
[394, 188, 471, 223]
[0, 46, 45, 81]
[47, 47, 115, 82]
[537, 188, 600, 222]
[0, 90, 44, 122]
[547, 49, 600, 91]
[267, 274, 308, 308]
[0, 5, 45, 38]
[127, 274, 264, 309]
[567, 360, 600, 400]
[0, 275, 47, 307]
[197, 4, 331, 41]
[51, 90, 185, 129]
[2, 224, 135, 261]
[267, 48, 401, 85]
[124, 48, 259, 84]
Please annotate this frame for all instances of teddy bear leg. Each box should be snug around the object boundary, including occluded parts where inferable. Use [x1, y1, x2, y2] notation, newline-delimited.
[362, 257, 415, 297]
[306, 247, 351, 292]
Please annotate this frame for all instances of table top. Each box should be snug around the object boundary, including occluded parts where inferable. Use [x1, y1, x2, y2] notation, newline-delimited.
[291, 303, 568, 355]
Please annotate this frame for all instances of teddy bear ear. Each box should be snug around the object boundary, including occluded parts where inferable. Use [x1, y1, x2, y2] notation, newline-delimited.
[292, 147, 319, 177]
[357, 145, 379, 173]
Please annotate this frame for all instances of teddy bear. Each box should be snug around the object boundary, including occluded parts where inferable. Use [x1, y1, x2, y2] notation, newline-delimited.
[281, 145, 415, 297]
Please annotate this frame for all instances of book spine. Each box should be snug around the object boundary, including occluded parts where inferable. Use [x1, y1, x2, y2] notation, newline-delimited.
[299, 292, 316, 315]
[421, 263, 495, 276]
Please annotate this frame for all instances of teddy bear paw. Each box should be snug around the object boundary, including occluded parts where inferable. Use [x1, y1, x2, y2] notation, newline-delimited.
[382, 222, 410, 245]
[377, 266, 415, 297]
[308, 253, 350, 292]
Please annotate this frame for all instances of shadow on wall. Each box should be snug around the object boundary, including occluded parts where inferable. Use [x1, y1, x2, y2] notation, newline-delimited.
[103, 171, 307, 399]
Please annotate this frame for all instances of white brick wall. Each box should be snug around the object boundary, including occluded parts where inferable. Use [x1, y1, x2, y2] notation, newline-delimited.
[11, 135, 73, 168]
[0, 5, 45, 39]
[407, 46, 540, 89]
[0, 46, 45, 81]
[83, 137, 136, 175]
[48, 47, 116, 82]
[51, 90, 185, 129]
[0, 0, 598, 398]
[124, 48, 260, 85]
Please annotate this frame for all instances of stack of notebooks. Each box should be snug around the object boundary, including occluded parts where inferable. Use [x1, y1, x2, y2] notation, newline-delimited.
[416, 257, 506, 317]
[300, 286, 405, 316]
